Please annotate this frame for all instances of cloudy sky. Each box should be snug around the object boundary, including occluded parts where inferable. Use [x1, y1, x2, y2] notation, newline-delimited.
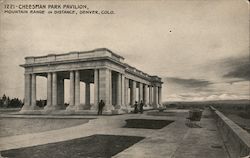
[0, 0, 249, 102]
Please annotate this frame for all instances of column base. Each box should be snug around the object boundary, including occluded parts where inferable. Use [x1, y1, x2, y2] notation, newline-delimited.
[111, 109, 126, 114]
[103, 104, 115, 111]
[90, 105, 98, 111]
[152, 104, 160, 109]
[158, 104, 163, 108]
[44, 105, 52, 111]
[120, 105, 130, 113]
[21, 105, 40, 111]
[19, 105, 41, 114]
[53, 105, 62, 110]
[30, 105, 40, 110]
[111, 104, 128, 114]
[21, 105, 31, 111]
[83, 104, 91, 110]
[66, 105, 75, 112]
[114, 105, 121, 109]
[75, 105, 84, 111]
[143, 104, 149, 107]
[44, 105, 61, 111]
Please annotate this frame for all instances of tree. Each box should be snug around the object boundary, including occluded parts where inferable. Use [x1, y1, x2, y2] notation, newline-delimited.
[0, 94, 23, 108]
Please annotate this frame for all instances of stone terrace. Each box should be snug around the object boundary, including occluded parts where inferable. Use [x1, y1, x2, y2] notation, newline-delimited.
[0, 108, 230, 158]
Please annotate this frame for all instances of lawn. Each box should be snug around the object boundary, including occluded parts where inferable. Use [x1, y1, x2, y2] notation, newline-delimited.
[1, 135, 145, 158]
[0, 118, 90, 137]
[124, 119, 174, 129]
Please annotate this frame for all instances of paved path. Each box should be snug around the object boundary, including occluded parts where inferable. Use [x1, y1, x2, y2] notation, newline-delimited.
[173, 110, 229, 158]
[0, 109, 229, 158]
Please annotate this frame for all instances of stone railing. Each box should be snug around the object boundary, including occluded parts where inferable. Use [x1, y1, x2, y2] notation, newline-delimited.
[24, 48, 124, 64]
[124, 64, 151, 80]
[150, 75, 162, 83]
[124, 66, 163, 83]
[210, 106, 250, 158]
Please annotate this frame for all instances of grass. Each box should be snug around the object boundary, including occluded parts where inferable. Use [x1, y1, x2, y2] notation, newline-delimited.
[0, 118, 90, 137]
[1, 134, 145, 158]
[147, 111, 176, 116]
[124, 119, 174, 129]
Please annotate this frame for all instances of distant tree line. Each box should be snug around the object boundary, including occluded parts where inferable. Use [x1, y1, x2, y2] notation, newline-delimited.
[0, 94, 53, 109]
[0, 94, 23, 108]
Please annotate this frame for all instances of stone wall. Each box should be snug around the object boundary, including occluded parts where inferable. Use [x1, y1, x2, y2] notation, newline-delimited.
[211, 106, 250, 158]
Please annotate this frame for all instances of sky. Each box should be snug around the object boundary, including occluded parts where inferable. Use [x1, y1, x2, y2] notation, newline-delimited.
[0, 0, 249, 102]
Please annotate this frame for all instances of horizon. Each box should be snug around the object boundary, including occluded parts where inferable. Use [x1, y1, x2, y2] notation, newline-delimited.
[0, 92, 249, 103]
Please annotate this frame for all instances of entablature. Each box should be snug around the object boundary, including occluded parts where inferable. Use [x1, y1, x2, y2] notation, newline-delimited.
[21, 48, 163, 85]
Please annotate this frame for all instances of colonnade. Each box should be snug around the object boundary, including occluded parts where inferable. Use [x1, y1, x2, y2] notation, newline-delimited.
[21, 48, 163, 114]
[22, 68, 162, 112]
[126, 79, 162, 108]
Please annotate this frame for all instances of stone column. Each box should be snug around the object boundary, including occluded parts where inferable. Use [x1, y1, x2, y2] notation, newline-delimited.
[57, 78, 64, 107]
[149, 86, 152, 106]
[47, 73, 52, 106]
[66, 71, 75, 111]
[31, 73, 37, 109]
[124, 78, 129, 106]
[131, 80, 136, 105]
[22, 74, 31, 110]
[156, 86, 159, 106]
[139, 82, 143, 102]
[52, 72, 58, 108]
[144, 84, 148, 105]
[121, 74, 125, 107]
[116, 73, 122, 108]
[158, 86, 162, 105]
[99, 68, 113, 112]
[153, 85, 159, 108]
[44, 73, 52, 111]
[75, 70, 82, 110]
[92, 69, 99, 110]
[109, 70, 112, 107]
[85, 82, 90, 106]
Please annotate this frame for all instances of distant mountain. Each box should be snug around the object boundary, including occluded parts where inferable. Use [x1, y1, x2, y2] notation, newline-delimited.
[163, 99, 250, 105]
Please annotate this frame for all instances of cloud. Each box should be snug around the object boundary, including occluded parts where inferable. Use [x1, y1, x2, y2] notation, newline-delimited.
[222, 55, 250, 81]
[164, 77, 213, 89]
[223, 62, 250, 80]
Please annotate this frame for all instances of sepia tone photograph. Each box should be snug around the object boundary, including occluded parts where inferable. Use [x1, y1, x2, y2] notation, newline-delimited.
[0, 0, 249, 157]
